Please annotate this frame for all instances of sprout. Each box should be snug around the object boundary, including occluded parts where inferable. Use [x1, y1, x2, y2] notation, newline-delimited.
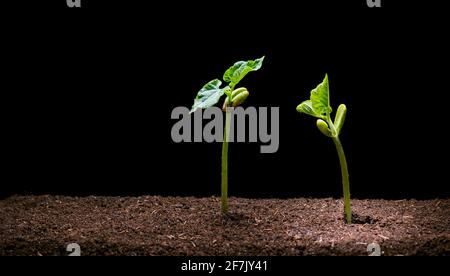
[296, 74, 352, 223]
[190, 56, 265, 214]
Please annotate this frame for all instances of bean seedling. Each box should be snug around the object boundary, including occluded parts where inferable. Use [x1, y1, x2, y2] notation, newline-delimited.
[296, 74, 352, 223]
[190, 56, 264, 214]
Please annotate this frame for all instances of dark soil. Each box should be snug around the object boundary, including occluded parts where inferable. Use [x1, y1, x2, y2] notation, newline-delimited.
[1, 195, 449, 256]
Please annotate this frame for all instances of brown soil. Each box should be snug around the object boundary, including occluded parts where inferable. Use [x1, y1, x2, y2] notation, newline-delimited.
[0, 195, 449, 256]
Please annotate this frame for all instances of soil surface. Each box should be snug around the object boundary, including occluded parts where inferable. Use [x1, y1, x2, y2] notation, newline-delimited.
[0, 195, 449, 256]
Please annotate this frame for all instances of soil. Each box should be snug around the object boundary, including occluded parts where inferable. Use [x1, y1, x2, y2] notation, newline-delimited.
[0, 195, 449, 256]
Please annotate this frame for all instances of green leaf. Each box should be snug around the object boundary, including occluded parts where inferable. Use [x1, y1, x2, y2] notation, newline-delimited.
[223, 56, 264, 88]
[190, 79, 227, 113]
[334, 103, 347, 135]
[296, 100, 322, 118]
[310, 74, 332, 117]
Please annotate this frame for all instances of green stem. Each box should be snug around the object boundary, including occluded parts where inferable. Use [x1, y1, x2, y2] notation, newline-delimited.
[332, 135, 351, 223]
[221, 107, 231, 214]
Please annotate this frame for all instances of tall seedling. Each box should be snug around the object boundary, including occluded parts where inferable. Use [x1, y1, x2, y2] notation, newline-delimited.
[296, 74, 352, 223]
[190, 57, 264, 214]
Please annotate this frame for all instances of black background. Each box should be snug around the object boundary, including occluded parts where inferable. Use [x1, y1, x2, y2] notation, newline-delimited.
[2, 0, 449, 199]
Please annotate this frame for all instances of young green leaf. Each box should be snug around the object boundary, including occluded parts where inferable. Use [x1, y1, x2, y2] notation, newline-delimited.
[310, 74, 331, 117]
[296, 100, 323, 118]
[191, 79, 228, 113]
[334, 104, 347, 135]
[223, 56, 264, 88]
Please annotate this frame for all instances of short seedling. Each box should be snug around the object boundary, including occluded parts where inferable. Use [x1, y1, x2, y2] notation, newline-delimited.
[296, 74, 352, 223]
[190, 56, 264, 214]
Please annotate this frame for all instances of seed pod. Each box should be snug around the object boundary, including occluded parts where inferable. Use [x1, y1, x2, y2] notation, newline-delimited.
[334, 104, 347, 135]
[316, 119, 333, 137]
[232, 91, 249, 107]
[231, 87, 248, 99]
